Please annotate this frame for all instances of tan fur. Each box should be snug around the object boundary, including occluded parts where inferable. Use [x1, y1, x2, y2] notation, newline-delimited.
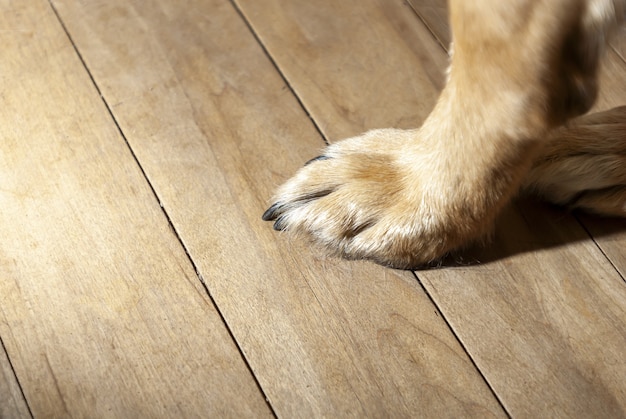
[524, 106, 626, 214]
[263, 0, 626, 269]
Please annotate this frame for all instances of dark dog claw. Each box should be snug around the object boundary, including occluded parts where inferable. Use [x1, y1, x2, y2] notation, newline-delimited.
[262, 203, 282, 221]
[304, 155, 331, 166]
[273, 216, 286, 231]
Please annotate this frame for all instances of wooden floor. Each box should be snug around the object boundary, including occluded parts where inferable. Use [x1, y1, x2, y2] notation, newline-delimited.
[1, 0, 625, 417]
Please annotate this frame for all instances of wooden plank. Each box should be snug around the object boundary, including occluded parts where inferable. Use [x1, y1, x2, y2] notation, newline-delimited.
[52, 0, 507, 416]
[234, 0, 626, 416]
[235, 0, 449, 139]
[425, 205, 626, 417]
[0, 344, 30, 418]
[0, 1, 271, 417]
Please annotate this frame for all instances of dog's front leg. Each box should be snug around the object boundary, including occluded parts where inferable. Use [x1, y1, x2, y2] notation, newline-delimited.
[263, 0, 620, 269]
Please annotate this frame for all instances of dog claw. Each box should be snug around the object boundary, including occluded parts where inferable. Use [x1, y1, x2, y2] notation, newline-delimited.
[273, 216, 287, 231]
[304, 155, 331, 166]
[262, 203, 282, 221]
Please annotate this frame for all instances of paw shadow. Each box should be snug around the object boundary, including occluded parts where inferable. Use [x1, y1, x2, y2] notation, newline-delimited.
[431, 196, 626, 269]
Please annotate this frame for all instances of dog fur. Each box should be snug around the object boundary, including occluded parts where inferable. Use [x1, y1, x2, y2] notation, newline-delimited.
[263, 0, 626, 269]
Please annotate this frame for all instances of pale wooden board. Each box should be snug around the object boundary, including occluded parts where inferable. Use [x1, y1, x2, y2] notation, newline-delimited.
[0, 1, 271, 417]
[52, 0, 507, 416]
[237, 0, 450, 139]
[234, 0, 626, 416]
[0, 344, 30, 418]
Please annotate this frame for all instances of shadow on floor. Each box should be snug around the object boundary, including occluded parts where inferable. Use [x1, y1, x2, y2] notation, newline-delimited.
[425, 196, 626, 270]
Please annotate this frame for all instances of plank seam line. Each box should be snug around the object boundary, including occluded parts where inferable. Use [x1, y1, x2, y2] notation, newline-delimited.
[611, 43, 626, 64]
[228, 0, 330, 146]
[404, 1, 449, 53]
[410, 272, 512, 418]
[575, 214, 626, 283]
[46, 2, 278, 416]
[0, 336, 34, 418]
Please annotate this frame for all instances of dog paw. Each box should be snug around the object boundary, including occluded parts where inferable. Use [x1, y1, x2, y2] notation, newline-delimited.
[523, 106, 626, 216]
[263, 128, 510, 269]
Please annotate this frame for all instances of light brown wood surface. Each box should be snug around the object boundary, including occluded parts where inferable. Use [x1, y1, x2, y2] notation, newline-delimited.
[408, 0, 450, 49]
[235, 0, 449, 139]
[2, 0, 625, 417]
[51, 0, 505, 416]
[234, 0, 626, 417]
[0, 345, 29, 418]
[0, 1, 270, 417]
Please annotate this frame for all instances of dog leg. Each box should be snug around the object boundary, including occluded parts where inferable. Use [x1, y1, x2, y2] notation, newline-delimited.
[524, 106, 626, 216]
[263, 0, 624, 269]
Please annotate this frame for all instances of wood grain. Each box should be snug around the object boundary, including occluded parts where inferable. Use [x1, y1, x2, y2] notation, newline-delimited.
[235, 0, 626, 416]
[0, 1, 270, 416]
[52, 0, 506, 416]
[408, 0, 450, 49]
[0, 345, 30, 418]
[235, 0, 449, 139]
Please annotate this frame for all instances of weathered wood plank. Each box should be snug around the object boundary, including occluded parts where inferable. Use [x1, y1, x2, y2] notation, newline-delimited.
[0, 343, 30, 418]
[426, 204, 626, 417]
[409, 0, 450, 49]
[237, 0, 449, 139]
[235, 0, 626, 416]
[0, 1, 270, 416]
[52, 0, 506, 416]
